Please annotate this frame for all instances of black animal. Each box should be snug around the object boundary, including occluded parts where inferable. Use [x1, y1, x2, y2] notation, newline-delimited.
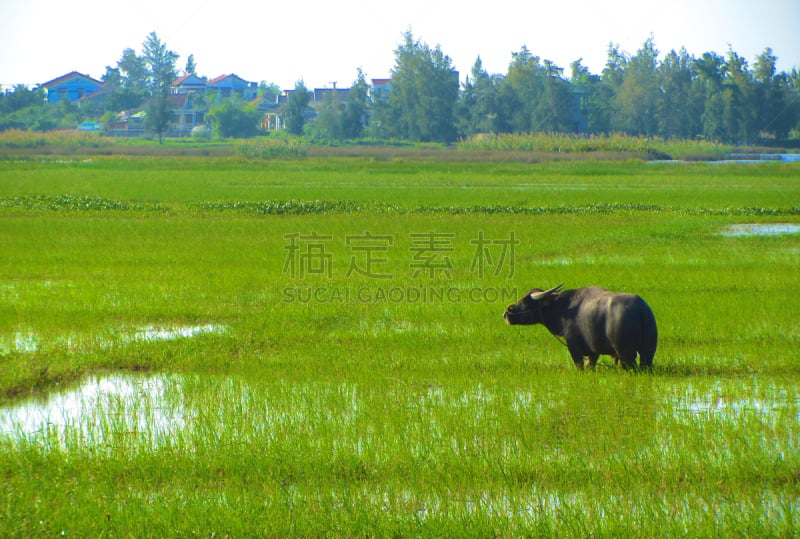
[503, 284, 657, 369]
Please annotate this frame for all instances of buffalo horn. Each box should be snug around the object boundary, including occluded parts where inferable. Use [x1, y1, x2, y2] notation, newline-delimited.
[530, 283, 564, 301]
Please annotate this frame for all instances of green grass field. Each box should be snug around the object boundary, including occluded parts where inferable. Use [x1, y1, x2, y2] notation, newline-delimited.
[0, 154, 798, 536]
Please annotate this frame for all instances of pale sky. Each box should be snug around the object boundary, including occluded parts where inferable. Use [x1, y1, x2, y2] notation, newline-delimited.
[1, 0, 798, 90]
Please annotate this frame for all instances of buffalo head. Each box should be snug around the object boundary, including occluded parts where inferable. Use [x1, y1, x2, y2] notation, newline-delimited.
[503, 284, 564, 325]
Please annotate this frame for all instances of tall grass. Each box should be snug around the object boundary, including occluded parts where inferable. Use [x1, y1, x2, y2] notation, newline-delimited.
[235, 136, 308, 159]
[459, 132, 734, 160]
[1, 374, 797, 535]
[0, 129, 112, 149]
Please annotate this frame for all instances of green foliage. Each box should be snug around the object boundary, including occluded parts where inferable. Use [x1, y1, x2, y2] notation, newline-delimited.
[192, 198, 360, 214]
[451, 41, 800, 144]
[184, 54, 197, 76]
[191, 125, 212, 142]
[140, 33, 179, 143]
[282, 81, 312, 136]
[0, 88, 95, 132]
[458, 132, 733, 160]
[0, 129, 112, 149]
[384, 31, 459, 143]
[458, 57, 503, 136]
[142, 32, 178, 96]
[145, 96, 172, 143]
[208, 100, 262, 139]
[233, 137, 307, 158]
[0, 194, 164, 212]
[612, 38, 661, 135]
[494, 46, 574, 134]
[309, 70, 370, 141]
[0, 85, 44, 114]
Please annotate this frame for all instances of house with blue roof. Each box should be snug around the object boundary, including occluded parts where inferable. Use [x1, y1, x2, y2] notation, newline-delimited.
[41, 71, 104, 104]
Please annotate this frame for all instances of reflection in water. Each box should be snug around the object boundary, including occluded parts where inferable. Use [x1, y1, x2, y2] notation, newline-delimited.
[1, 374, 798, 453]
[721, 223, 800, 237]
[129, 324, 226, 343]
[0, 324, 226, 355]
[667, 381, 800, 426]
[0, 374, 186, 450]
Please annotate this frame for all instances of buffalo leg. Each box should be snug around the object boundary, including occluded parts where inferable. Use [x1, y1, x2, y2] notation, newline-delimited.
[585, 355, 599, 369]
[617, 352, 637, 370]
[568, 347, 585, 370]
[610, 341, 638, 369]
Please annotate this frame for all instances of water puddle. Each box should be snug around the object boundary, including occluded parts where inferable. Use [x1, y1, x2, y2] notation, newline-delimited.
[665, 381, 799, 425]
[721, 223, 800, 237]
[126, 324, 226, 343]
[726, 154, 800, 163]
[0, 324, 226, 356]
[651, 154, 800, 164]
[0, 374, 186, 450]
[2, 373, 797, 454]
[535, 255, 645, 266]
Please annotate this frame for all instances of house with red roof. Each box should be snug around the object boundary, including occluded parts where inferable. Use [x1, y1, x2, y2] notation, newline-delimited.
[171, 74, 207, 94]
[41, 71, 104, 104]
[207, 74, 258, 101]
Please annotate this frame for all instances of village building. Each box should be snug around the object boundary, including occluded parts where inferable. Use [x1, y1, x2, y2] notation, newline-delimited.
[41, 72, 104, 104]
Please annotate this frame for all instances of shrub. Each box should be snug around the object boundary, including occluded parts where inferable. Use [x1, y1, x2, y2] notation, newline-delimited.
[234, 137, 308, 159]
[0, 129, 113, 149]
[458, 133, 733, 160]
[191, 125, 212, 142]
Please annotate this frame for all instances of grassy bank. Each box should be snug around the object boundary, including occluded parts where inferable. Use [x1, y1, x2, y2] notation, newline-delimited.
[3, 130, 789, 161]
[0, 156, 798, 536]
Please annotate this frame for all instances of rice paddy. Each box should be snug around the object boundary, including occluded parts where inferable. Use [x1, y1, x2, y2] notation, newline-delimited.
[0, 153, 798, 536]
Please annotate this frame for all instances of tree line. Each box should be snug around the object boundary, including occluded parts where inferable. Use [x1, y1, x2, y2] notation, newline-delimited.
[1, 31, 799, 145]
[371, 32, 798, 144]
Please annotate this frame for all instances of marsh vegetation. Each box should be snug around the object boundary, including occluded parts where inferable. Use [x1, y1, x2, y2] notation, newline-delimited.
[0, 153, 798, 536]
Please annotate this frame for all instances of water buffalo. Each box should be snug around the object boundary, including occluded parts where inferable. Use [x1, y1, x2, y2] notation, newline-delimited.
[503, 284, 657, 369]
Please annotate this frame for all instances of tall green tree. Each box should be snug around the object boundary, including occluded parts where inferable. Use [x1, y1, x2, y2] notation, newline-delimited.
[341, 69, 369, 139]
[531, 60, 572, 132]
[118, 48, 149, 96]
[458, 56, 502, 136]
[184, 54, 197, 76]
[386, 31, 459, 142]
[313, 90, 344, 140]
[312, 71, 369, 141]
[590, 44, 629, 133]
[143, 32, 179, 95]
[613, 38, 660, 135]
[499, 46, 543, 133]
[694, 52, 727, 141]
[495, 48, 574, 134]
[142, 32, 179, 143]
[283, 80, 311, 135]
[657, 48, 698, 138]
[103, 48, 150, 112]
[723, 49, 756, 143]
[753, 48, 797, 140]
[570, 59, 600, 134]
